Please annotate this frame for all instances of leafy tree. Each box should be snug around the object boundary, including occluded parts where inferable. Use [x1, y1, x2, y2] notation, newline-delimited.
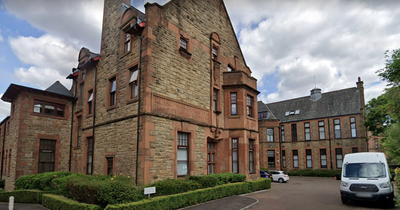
[382, 124, 400, 163]
[376, 48, 400, 87]
[364, 93, 391, 136]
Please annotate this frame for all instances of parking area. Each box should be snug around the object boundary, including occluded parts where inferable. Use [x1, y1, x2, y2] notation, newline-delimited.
[245, 176, 398, 210]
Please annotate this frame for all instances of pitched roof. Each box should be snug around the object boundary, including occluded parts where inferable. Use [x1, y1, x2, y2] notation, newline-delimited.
[260, 87, 362, 123]
[45, 81, 73, 97]
[257, 101, 278, 120]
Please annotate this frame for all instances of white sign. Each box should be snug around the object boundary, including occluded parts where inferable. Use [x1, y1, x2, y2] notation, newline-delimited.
[144, 187, 156, 195]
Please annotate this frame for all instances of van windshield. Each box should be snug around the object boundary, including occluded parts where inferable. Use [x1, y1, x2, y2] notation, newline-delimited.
[344, 163, 386, 178]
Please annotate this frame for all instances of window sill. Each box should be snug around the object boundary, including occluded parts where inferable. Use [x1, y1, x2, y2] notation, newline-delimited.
[120, 50, 131, 59]
[214, 110, 222, 115]
[86, 114, 93, 118]
[107, 105, 117, 112]
[179, 48, 192, 59]
[127, 97, 139, 105]
[32, 113, 68, 120]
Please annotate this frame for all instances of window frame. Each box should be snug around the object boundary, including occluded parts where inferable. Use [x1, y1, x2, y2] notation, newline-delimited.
[334, 119, 341, 139]
[267, 150, 275, 168]
[249, 140, 255, 173]
[350, 117, 357, 138]
[129, 67, 139, 99]
[38, 139, 56, 173]
[318, 121, 325, 140]
[109, 77, 117, 107]
[306, 149, 312, 168]
[231, 92, 237, 115]
[106, 157, 114, 176]
[213, 89, 218, 112]
[291, 124, 297, 142]
[87, 137, 94, 175]
[207, 142, 216, 174]
[282, 150, 286, 168]
[293, 150, 299, 168]
[320, 149, 327, 168]
[212, 46, 218, 60]
[33, 100, 65, 118]
[304, 122, 311, 141]
[267, 128, 274, 142]
[232, 138, 239, 173]
[335, 148, 343, 169]
[281, 125, 285, 142]
[177, 132, 189, 177]
[124, 33, 131, 53]
[247, 95, 253, 117]
[180, 37, 188, 50]
[88, 90, 94, 115]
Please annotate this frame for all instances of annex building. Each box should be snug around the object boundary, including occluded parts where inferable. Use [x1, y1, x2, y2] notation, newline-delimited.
[258, 78, 368, 171]
[0, 0, 259, 190]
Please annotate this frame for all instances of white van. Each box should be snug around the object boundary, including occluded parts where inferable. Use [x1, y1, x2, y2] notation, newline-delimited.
[339, 152, 394, 207]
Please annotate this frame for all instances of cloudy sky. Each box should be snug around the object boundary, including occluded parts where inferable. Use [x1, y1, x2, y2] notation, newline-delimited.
[1, 0, 399, 121]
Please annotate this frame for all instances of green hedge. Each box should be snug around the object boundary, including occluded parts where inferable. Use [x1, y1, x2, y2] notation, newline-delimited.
[105, 178, 271, 210]
[15, 171, 73, 191]
[287, 169, 341, 177]
[0, 190, 44, 203]
[145, 178, 199, 196]
[42, 194, 101, 210]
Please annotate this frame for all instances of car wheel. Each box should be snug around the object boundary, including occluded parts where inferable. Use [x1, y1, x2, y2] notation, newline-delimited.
[341, 197, 349, 205]
[278, 178, 284, 183]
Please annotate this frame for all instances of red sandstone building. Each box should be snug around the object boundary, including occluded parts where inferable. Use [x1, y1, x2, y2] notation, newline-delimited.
[0, 0, 259, 189]
[258, 78, 368, 172]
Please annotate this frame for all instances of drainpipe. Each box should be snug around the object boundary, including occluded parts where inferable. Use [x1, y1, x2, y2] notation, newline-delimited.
[90, 62, 98, 175]
[1, 117, 8, 180]
[68, 78, 78, 172]
[328, 118, 333, 170]
[135, 34, 143, 185]
[278, 123, 282, 171]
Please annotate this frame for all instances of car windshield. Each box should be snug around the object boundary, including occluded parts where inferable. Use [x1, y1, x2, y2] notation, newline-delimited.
[344, 162, 386, 178]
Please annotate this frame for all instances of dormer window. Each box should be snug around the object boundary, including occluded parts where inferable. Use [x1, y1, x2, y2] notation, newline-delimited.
[124, 33, 131, 53]
[289, 111, 295, 115]
[295, 109, 300, 114]
[285, 111, 290, 116]
[212, 46, 218, 60]
[180, 38, 187, 50]
[228, 65, 233, 72]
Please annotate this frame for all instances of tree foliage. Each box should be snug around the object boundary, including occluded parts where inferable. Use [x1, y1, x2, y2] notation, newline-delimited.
[364, 93, 391, 136]
[376, 48, 400, 86]
[382, 124, 400, 163]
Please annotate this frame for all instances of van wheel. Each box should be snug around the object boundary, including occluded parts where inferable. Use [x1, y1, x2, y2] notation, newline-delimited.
[341, 197, 349, 205]
[278, 178, 284, 183]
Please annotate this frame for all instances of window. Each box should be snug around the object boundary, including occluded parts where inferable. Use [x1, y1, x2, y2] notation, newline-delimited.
[130, 68, 138, 99]
[207, 142, 216, 174]
[320, 149, 327, 168]
[109, 77, 117, 106]
[258, 112, 269, 119]
[375, 139, 379, 149]
[282, 150, 286, 168]
[306, 149, 312, 168]
[350, 117, 357, 137]
[213, 89, 218, 112]
[249, 140, 255, 173]
[247, 95, 253, 117]
[336, 148, 343, 169]
[124, 33, 131, 53]
[87, 137, 94, 174]
[352, 147, 358, 153]
[334, 119, 341, 138]
[77, 116, 82, 147]
[82, 71, 85, 81]
[293, 150, 299, 168]
[106, 157, 113, 176]
[177, 132, 189, 176]
[212, 46, 218, 60]
[291, 124, 297, 142]
[38, 139, 56, 173]
[281, 125, 285, 142]
[80, 82, 85, 102]
[268, 150, 275, 168]
[33, 100, 65, 117]
[231, 93, 237, 115]
[304, 122, 310, 141]
[267, 128, 274, 142]
[232, 138, 238, 173]
[318, 121, 325, 140]
[88, 90, 93, 115]
[180, 37, 187, 50]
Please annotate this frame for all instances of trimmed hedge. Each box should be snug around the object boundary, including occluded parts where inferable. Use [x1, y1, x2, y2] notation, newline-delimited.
[105, 178, 271, 210]
[287, 169, 341, 177]
[0, 190, 44, 203]
[15, 171, 73, 191]
[145, 178, 200, 196]
[42, 194, 101, 210]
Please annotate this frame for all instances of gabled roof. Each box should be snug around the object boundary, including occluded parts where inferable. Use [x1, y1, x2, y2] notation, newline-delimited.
[45, 81, 73, 97]
[260, 87, 361, 123]
[258, 101, 278, 120]
[1, 82, 73, 103]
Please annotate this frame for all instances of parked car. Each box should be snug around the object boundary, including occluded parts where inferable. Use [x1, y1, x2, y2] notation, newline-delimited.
[268, 170, 289, 183]
[260, 170, 271, 178]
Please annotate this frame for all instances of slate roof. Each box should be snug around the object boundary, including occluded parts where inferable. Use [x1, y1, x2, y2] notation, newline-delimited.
[259, 87, 362, 123]
[45, 81, 73, 97]
[257, 101, 278, 120]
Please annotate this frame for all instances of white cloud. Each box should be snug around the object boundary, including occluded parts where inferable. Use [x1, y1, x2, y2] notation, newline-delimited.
[0, 29, 3, 42]
[9, 35, 75, 89]
[0, 94, 10, 121]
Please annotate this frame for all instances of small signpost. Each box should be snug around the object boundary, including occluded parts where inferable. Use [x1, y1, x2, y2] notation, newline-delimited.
[144, 186, 156, 198]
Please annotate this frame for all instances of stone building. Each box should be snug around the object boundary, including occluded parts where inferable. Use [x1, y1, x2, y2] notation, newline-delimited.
[0, 82, 73, 190]
[258, 78, 367, 171]
[0, 0, 259, 189]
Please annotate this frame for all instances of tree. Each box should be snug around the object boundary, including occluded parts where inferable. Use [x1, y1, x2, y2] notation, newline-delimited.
[376, 48, 400, 87]
[382, 124, 400, 163]
[364, 93, 391, 136]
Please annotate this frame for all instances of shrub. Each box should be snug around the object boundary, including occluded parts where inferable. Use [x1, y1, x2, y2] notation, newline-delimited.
[15, 171, 73, 191]
[42, 194, 101, 210]
[287, 169, 341, 177]
[209, 173, 246, 185]
[51, 173, 87, 197]
[0, 190, 43, 203]
[146, 178, 200, 196]
[188, 175, 218, 188]
[0, 179, 5, 189]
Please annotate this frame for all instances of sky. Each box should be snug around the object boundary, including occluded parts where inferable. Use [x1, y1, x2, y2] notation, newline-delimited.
[0, 0, 399, 121]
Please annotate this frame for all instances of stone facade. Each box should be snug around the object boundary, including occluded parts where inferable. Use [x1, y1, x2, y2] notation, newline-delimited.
[259, 78, 368, 172]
